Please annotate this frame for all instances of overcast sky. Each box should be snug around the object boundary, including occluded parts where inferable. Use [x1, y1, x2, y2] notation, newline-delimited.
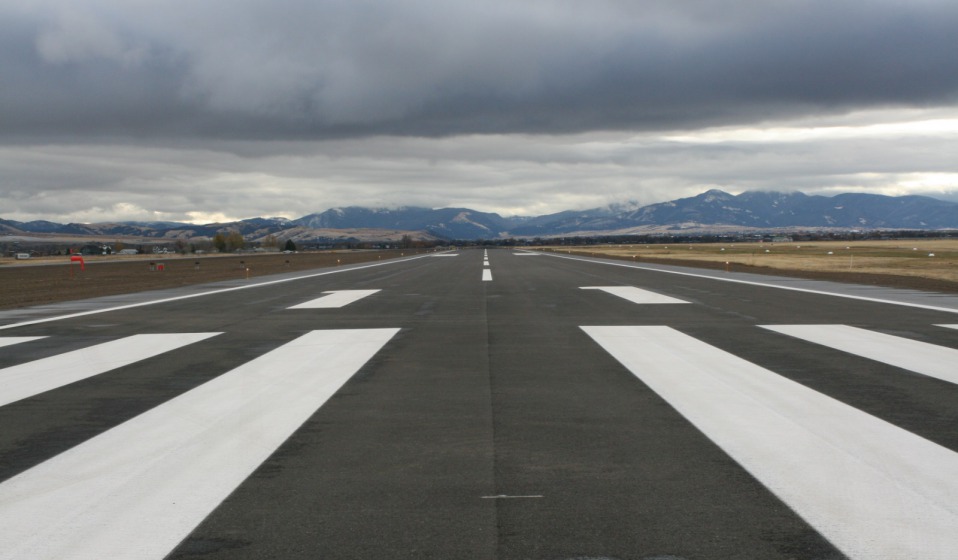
[3, 0, 957, 223]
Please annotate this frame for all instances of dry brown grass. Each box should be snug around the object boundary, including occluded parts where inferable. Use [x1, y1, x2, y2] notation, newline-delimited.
[538, 239, 958, 291]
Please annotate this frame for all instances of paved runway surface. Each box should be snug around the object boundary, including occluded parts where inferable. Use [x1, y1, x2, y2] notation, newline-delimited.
[2, 248, 958, 559]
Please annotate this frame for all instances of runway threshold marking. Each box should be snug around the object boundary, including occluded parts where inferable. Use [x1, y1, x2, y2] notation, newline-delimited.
[938, 324, 958, 330]
[762, 324, 958, 386]
[0, 337, 45, 349]
[287, 289, 380, 309]
[0, 333, 220, 408]
[0, 328, 398, 560]
[482, 269, 493, 281]
[581, 286, 689, 305]
[582, 325, 958, 560]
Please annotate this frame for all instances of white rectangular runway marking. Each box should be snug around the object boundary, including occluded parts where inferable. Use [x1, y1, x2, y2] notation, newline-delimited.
[482, 269, 493, 281]
[581, 286, 689, 305]
[0, 336, 45, 349]
[427, 253, 459, 257]
[0, 333, 220, 408]
[762, 324, 958, 386]
[583, 325, 958, 560]
[939, 324, 958, 330]
[287, 289, 380, 309]
[0, 328, 398, 560]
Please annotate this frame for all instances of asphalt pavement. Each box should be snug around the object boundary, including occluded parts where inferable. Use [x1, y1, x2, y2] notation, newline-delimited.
[2, 248, 957, 559]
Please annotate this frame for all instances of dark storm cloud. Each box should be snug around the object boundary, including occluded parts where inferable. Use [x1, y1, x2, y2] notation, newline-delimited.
[3, 0, 958, 141]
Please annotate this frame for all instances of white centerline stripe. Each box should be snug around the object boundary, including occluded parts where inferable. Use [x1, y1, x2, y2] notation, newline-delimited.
[0, 337, 45, 349]
[583, 325, 958, 560]
[0, 333, 220, 408]
[581, 286, 689, 305]
[543, 252, 958, 315]
[482, 269, 493, 281]
[761, 324, 958, 386]
[0, 328, 398, 560]
[288, 289, 380, 309]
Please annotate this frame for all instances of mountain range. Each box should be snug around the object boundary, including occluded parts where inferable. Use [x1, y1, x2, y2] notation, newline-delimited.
[2, 190, 956, 242]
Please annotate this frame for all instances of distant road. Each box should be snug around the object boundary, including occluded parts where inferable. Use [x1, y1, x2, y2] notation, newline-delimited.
[1, 248, 957, 559]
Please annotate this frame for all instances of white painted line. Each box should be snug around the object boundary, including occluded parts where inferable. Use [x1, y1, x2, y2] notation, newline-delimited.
[581, 286, 689, 305]
[480, 495, 544, 499]
[428, 254, 459, 257]
[544, 252, 958, 315]
[938, 324, 958, 330]
[513, 252, 541, 256]
[583, 325, 958, 560]
[0, 253, 441, 331]
[0, 337, 45, 349]
[0, 328, 398, 560]
[482, 269, 493, 281]
[483, 261, 490, 267]
[287, 289, 380, 309]
[0, 333, 220, 408]
[761, 324, 958, 386]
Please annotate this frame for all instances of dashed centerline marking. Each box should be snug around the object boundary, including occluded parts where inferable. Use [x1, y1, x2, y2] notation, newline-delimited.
[482, 269, 493, 281]
[581, 286, 689, 305]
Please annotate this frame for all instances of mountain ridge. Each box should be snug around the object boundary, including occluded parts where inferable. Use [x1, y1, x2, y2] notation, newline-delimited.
[2, 190, 956, 242]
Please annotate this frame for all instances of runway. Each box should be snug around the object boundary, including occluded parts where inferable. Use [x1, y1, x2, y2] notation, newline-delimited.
[2, 248, 957, 559]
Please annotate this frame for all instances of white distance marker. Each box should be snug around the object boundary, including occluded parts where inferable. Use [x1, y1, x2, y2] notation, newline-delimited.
[581, 286, 689, 305]
[287, 289, 380, 309]
[482, 269, 493, 281]
[0, 328, 398, 560]
[0, 337, 45, 349]
[762, 324, 958, 386]
[583, 325, 958, 560]
[0, 333, 220, 408]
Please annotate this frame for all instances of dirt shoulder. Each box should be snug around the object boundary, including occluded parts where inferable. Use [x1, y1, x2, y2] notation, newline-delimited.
[0, 250, 424, 310]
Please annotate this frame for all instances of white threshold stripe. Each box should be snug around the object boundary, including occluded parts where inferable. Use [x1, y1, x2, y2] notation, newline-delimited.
[762, 325, 958, 386]
[482, 269, 493, 281]
[0, 328, 398, 560]
[0, 336, 45, 348]
[0, 253, 442, 331]
[287, 289, 380, 309]
[0, 333, 220, 408]
[939, 324, 958, 330]
[543, 252, 958, 315]
[582, 325, 958, 560]
[581, 286, 689, 305]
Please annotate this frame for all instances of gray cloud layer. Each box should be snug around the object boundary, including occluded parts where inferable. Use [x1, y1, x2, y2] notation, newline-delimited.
[4, 0, 958, 140]
[2, 1, 957, 224]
